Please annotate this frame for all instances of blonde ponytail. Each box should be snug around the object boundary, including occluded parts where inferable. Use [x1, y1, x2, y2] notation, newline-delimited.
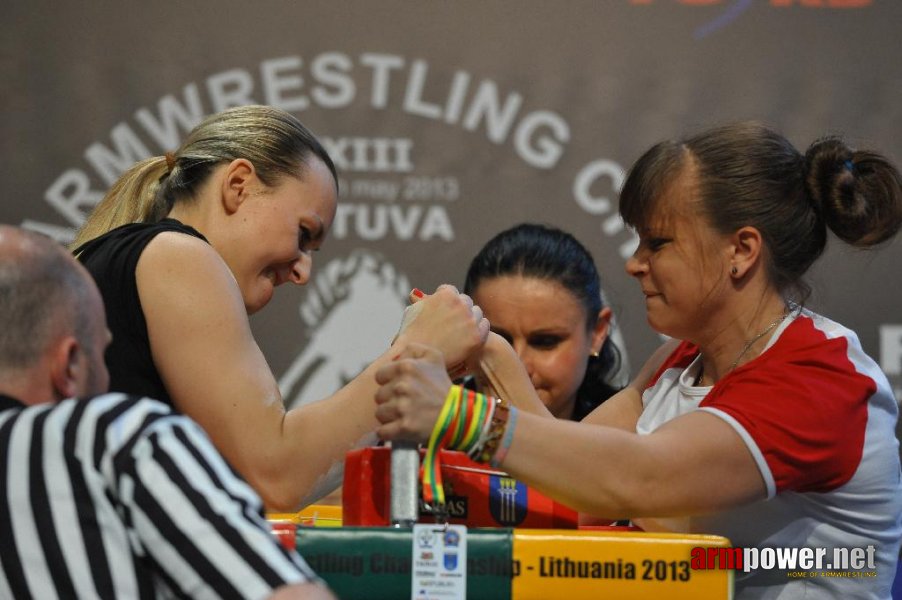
[70, 156, 169, 249]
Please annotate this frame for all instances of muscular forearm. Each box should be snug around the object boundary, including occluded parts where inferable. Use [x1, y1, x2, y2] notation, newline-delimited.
[256, 346, 397, 511]
[374, 343, 765, 522]
[498, 413, 650, 518]
[497, 410, 765, 519]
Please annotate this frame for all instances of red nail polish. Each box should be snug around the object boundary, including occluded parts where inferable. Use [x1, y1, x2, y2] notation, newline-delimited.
[412, 288, 425, 298]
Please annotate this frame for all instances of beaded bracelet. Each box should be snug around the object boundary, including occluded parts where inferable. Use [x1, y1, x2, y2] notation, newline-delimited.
[475, 397, 511, 464]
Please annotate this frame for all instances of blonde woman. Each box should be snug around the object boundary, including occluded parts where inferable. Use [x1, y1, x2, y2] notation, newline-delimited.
[74, 105, 488, 510]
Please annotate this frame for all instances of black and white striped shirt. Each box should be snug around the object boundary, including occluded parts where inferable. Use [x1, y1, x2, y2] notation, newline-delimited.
[0, 392, 319, 599]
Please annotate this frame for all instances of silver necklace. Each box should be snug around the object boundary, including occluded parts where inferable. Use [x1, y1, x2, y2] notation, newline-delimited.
[728, 311, 788, 372]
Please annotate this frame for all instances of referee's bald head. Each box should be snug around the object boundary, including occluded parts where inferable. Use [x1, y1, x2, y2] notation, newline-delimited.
[0, 226, 108, 399]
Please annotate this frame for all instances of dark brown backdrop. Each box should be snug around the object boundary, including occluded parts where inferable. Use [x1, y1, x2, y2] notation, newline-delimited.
[3, 0, 899, 417]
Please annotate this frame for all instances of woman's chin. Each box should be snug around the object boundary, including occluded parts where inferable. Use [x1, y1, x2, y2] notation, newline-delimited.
[646, 314, 675, 339]
[246, 283, 274, 315]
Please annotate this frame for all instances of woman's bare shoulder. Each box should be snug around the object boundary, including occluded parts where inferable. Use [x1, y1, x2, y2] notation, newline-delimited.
[136, 229, 245, 316]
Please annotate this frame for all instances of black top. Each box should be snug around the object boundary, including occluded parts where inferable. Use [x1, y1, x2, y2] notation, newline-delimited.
[74, 219, 208, 408]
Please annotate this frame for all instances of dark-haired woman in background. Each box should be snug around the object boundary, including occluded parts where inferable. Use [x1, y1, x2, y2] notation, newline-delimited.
[463, 223, 627, 421]
[374, 122, 902, 598]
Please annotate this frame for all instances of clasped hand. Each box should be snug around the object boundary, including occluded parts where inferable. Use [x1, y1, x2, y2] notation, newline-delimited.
[374, 344, 452, 443]
[379, 285, 489, 442]
[392, 284, 489, 371]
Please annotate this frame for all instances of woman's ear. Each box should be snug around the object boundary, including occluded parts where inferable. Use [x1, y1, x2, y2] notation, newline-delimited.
[728, 226, 764, 279]
[221, 159, 257, 215]
[590, 306, 612, 355]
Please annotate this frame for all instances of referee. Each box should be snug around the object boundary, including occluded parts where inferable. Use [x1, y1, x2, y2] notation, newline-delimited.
[0, 225, 334, 599]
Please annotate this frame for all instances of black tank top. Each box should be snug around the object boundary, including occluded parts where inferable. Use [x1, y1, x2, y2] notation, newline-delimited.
[75, 219, 208, 408]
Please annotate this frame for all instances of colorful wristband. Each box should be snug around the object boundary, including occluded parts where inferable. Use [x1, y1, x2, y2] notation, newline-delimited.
[422, 385, 460, 505]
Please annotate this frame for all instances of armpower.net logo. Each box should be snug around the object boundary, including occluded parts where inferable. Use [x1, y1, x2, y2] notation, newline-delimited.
[692, 545, 879, 578]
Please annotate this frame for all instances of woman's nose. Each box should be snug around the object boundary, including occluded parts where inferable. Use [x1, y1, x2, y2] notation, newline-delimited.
[287, 253, 312, 286]
[625, 251, 648, 278]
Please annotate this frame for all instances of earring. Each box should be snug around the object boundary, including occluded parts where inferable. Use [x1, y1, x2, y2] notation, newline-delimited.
[731, 266, 738, 276]
[590, 351, 600, 358]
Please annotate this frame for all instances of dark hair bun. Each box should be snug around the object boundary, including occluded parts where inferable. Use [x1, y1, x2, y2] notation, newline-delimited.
[804, 137, 902, 247]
